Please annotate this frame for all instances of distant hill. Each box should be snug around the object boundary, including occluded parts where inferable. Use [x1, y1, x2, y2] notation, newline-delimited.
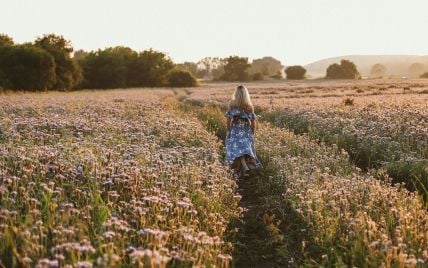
[304, 55, 428, 78]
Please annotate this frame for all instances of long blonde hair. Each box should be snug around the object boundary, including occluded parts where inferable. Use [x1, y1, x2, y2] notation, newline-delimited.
[229, 85, 254, 112]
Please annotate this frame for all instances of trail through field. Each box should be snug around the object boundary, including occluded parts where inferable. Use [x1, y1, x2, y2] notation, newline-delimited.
[229, 170, 300, 267]
[174, 95, 302, 267]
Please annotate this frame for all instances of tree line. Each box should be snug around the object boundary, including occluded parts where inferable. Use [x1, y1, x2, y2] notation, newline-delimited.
[0, 34, 197, 91]
[3, 33, 426, 91]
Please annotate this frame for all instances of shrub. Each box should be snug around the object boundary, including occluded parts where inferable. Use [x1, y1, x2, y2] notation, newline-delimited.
[370, 63, 387, 78]
[249, 56, 283, 77]
[270, 72, 283, 79]
[343, 97, 354, 106]
[285, 65, 306, 79]
[0, 45, 56, 90]
[420, 72, 428, 78]
[167, 69, 197, 87]
[252, 72, 264, 81]
[326, 59, 359, 79]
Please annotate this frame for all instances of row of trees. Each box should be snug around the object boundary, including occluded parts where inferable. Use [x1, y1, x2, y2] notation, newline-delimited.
[0, 34, 82, 90]
[370, 62, 428, 78]
[0, 34, 197, 91]
[179, 56, 309, 81]
[10, 33, 427, 90]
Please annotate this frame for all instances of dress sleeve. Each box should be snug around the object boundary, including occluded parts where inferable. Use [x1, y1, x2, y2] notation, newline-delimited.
[225, 108, 239, 118]
[248, 112, 256, 120]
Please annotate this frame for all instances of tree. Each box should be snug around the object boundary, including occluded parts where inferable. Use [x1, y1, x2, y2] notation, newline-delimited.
[408, 63, 425, 78]
[79, 47, 174, 88]
[420, 72, 428, 78]
[221, 56, 251, 81]
[326, 59, 359, 79]
[285, 65, 306, 79]
[177, 62, 199, 77]
[128, 49, 174, 87]
[35, 34, 82, 89]
[249, 56, 283, 77]
[73, 49, 89, 61]
[0, 45, 56, 90]
[197, 57, 225, 80]
[79, 46, 137, 89]
[167, 69, 197, 87]
[370, 63, 387, 78]
[0, 34, 14, 47]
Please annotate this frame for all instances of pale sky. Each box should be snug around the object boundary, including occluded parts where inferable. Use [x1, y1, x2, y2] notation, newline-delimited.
[2, 0, 428, 65]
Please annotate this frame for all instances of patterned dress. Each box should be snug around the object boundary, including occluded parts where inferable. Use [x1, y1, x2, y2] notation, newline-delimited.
[225, 108, 261, 167]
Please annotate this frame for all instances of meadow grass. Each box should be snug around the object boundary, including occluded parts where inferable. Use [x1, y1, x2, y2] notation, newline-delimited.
[0, 90, 240, 267]
[180, 99, 428, 267]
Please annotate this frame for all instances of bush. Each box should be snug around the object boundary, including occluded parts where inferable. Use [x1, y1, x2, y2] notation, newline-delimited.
[343, 97, 354, 106]
[167, 70, 197, 87]
[326, 59, 359, 79]
[370, 63, 387, 78]
[270, 72, 283, 79]
[285, 65, 306, 79]
[0, 45, 56, 90]
[420, 72, 428, 78]
[252, 72, 264, 81]
[220, 56, 251, 81]
[249, 56, 283, 77]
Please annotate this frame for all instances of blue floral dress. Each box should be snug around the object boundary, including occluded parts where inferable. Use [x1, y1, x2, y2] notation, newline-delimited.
[225, 108, 261, 167]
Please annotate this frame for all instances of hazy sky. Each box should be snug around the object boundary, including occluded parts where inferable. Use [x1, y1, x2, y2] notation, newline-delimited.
[2, 0, 428, 65]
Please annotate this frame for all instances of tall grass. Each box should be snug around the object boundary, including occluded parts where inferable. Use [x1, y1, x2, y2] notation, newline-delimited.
[181, 101, 428, 267]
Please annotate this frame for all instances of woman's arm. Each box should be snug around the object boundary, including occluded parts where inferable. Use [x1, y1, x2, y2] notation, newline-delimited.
[250, 120, 256, 134]
[227, 117, 232, 131]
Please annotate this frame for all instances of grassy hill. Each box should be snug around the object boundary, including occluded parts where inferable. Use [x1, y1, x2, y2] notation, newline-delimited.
[304, 55, 428, 78]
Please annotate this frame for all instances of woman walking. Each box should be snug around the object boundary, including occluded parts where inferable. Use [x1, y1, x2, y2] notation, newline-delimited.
[225, 85, 261, 177]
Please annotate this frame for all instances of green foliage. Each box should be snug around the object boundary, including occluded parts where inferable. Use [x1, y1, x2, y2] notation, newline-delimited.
[35, 34, 82, 90]
[128, 49, 174, 87]
[221, 56, 251, 81]
[326, 59, 359, 79]
[81, 46, 137, 89]
[0, 45, 56, 90]
[0, 33, 14, 47]
[167, 69, 197, 87]
[249, 56, 283, 76]
[197, 57, 225, 80]
[252, 72, 264, 81]
[177, 61, 199, 77]
[72, 49, 88, 61]
[285, 65, 306, 79]
[270, 72, 283, 79]
[79, 47, 175, 88]
[370, 63, 387, 78]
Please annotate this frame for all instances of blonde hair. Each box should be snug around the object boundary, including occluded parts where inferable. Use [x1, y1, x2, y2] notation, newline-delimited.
[229, 85, 254, 112]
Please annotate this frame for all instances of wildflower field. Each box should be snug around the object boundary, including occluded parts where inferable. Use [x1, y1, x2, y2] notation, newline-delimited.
[1, 79, 428, 267]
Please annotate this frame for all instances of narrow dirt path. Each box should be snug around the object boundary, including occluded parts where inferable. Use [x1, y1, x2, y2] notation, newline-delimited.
[230, 169, 286, 267]
[172, 95, 302, 267]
